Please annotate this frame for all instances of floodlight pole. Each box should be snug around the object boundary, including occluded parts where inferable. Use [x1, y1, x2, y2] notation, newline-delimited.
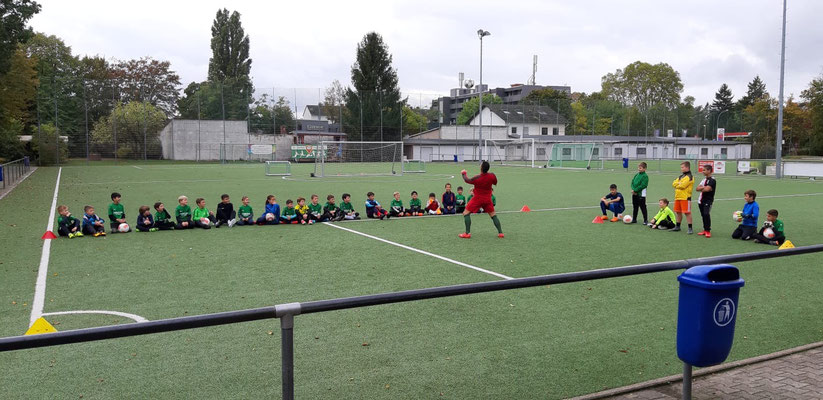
[715, 109, 728, 140]
[478, 29, 490, 161]
[775, 0, 787, 179]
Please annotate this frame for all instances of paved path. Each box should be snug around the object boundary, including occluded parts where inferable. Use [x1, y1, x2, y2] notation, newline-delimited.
[572, 342, 823, 400]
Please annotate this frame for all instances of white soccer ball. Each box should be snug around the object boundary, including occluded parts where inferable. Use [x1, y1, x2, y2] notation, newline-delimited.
[200, 218, 210, 225]
[622, 215, 633, 224]
[265, 213, 275, 221]
[118, 223, 130, 233]
[732, 211, 743, 222]
[763, 227, 775, 239]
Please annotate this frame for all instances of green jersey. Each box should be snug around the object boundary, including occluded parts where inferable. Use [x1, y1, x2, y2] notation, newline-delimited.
[108, 203, 125, 221]
[192, 207, 211, 220]
[340, 201, 355, 212]
[57, 214, 79, 226]
[282, 206, 296, 217]
[390, 199, 404, 208]
[324, 202, 339, 213]
[631, 171, 649, 194]
[308, 203, 323, 214]
[455, 194, 466, 206]
[238, 205, 253, 219]
[175, 204, 192, 220]
[155, 209, 172, 223]
[773, 219, 784, 234]
[409, 198, 422, 208]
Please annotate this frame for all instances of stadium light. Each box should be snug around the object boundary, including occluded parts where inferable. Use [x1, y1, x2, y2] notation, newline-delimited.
[477, 29, 490, 161]
[715, 109, 729, 140]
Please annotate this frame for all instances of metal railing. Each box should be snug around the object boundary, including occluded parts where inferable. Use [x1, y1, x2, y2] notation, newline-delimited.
[0, 157, 33, 190]
[2, 244, 822, 399]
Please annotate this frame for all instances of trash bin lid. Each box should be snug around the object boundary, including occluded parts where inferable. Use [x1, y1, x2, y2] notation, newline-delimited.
[678, 264, 745, 290]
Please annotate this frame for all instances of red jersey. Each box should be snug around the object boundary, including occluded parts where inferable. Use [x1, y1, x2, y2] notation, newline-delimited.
[463, 172, 497, 199]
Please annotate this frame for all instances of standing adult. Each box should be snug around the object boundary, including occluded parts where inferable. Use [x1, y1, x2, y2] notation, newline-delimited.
[459, 161, 503, 238]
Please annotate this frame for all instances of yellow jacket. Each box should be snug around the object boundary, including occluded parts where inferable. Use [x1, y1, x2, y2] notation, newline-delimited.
[672, 173, 694, 200]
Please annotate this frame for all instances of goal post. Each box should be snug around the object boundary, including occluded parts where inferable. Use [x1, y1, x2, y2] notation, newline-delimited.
[265, 161, 292, 176]
[547, 142, 604, 170]
[313, 141, 404, 177]
[484, 138, 537, 168]
[402, 160, 426, 173]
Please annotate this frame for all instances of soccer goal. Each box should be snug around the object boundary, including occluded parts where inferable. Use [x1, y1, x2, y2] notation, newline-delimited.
[484, 138, 537, 168]
[313, 141, 404, 177]
[265, 161, 292, 176]
[402, 159, 426, 173]
[547, 142, 604, 170]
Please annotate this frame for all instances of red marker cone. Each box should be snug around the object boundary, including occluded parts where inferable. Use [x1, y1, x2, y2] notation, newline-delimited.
[520, 205, 531, 212]
[41, 231, 57, 239]
[591, 216, 605, 224]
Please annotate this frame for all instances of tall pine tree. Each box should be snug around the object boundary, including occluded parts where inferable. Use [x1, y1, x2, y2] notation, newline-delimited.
[344, 32, 403, 141]
[738, 76, 767, 109]
[712, 83, 734, 111]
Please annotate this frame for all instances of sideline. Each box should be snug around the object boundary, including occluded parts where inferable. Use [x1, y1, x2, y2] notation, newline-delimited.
[42, 310, 148, 323]
[30, 167, 61, 326]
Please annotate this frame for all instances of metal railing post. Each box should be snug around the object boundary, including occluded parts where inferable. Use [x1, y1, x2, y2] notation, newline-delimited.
[682, 362, 692, 400]
[276, 302, 301, 400]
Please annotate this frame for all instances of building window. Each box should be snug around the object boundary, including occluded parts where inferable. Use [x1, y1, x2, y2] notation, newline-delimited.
[511, 127, 517, 134]
[541, 127, 548, 135]
[552, 127, 559, 135]
[721, 147, 728, 155]
[562, 148, 572, 156]
[592, 148, 599, 156]
[614, 147, 623, 156]
[537, 148, 546, 156]
[637, 147, 647, 156]
[679, 148, 686, 156]
[701, 147, 708, 156]
[523, 126, 529, 135]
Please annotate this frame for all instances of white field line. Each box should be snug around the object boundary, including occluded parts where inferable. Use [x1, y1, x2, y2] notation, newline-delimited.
[132, 165, 143, 170]
[30, 167, 61, 326]
[323, 222, 513, 280]
[43, 310, 148, 323]
[0, 166, 37, 201]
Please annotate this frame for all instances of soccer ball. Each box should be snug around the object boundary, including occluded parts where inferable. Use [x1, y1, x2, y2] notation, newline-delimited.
[622, 215, 633, 224]
[265, 213, 275, 221]
[732, 211, 743, 222]
[118, 223, 130, 233]
[763, 228, 775, 239]
[200, 218, 210, 225]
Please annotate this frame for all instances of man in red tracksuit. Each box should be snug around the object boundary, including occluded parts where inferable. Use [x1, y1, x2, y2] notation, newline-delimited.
[459, 161, 503, 239]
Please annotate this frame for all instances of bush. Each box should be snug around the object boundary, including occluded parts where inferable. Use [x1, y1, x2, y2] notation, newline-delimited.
[31, 124, 68, 165]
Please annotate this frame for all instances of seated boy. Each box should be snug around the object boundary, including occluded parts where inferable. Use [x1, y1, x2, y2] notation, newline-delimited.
[153, 202, 176, 230]
[175, 195, 194, 229]
[340, 193, 360, 220]
[649, 198, 676, 230]
[408, 191, 423, 216]
[57, 205, 83, 238]
[256, 195, 280, 225]
[455, 186, 466, 213]
[389, 191, 406, 217]
[108, 192, 130, 233]
[280, 199, 298, 224]
[215, 194, 236, 228]
[82, 205, 106, 236]
[426, 192, 441, 215]
[599, 184, 625, 222]
[193, 198, 216, 229]
[295, 197, 310, 225]
[324, 194, 344, 222]
[136, 205, 159, 232]
[753, 209, 786, 246]
[441, 183, 456, 214]
[307, 194, 325, 223]
[365, 191, 389, 219]
[237, 196, 254, 226]
[732, 190, 759, 240]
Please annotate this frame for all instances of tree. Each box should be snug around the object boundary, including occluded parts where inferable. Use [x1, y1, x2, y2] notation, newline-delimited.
[0, 0, 41, 75]
[207, 9, 251, 86]
[521, 88, 573, 129]
[601, 61, 683, 112]
[402, 106, 428, 135]
[91, 101, 166, 159]
[0, 47, 37, 122]
[78, 55, 115, 127]
[456, 94, 502, 125]
[321, 79, 346, 124]
[738, 76, 767, 109]
[801, 75, 823, 155]
[177, 78, 250, 121]
[712, 84, 734, 111]
[343, 32, 403, 141]
[110, 57, 181, 117]
[249, 93, 295, 134]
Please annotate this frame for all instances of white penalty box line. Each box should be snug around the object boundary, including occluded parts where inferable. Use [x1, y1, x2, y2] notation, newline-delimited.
[323, 222, 513, 280]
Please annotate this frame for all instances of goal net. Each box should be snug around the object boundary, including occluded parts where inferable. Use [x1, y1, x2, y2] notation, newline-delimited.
[402, 160, 426, 173]
[484, 139, 537, 168]
[313, 141, 404, 177]
[265, 161, 292, 176]
[547, 143, 604, 169]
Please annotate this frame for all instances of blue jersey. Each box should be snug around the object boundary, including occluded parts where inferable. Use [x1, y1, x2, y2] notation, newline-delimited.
[365, 199, 380, 212]
[263, 203, 281, 218]
[741, 201, 759, 227]
[82, 213, 104, 228]
[605, 192, 625, 208]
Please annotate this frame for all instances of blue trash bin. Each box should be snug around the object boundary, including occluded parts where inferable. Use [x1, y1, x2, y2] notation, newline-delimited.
[622, 158, 629, 169]
[454, 154, 458, 162]
[676, 264, 745, 367]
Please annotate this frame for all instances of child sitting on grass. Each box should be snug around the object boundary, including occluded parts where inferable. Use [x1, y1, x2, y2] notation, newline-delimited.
[408, 191, 423, 216]
[295, 197, 310, 225]
[389, 191, 406, 217]
[215, 194, 236, 228]
[175, 195, 194, 230]
[365, 191, 389, 219]
[307, 194, 324, 223]
[82, 205, 106, 237]
[136, 205, 159, 232]
[108, 192, 130, 233]
[732, 190, 759, 240]
[455, 186, 466, 214]
[325, 194, 344, 222]
[426, 192, 441, 215]
[236, 196, 254, 226]
[340, 193, 360, 220]
[599, 184, 625, 222]
[153, 202, 175, 230]
[280, 199, 298, 224]
[193, 198, 216, 229]
[256, 195, 280, 225]
[442, 183, 456, 214]
[649, 198, 676, 230]
[753, 209, 786, 246]
[57, 205, 83, 238]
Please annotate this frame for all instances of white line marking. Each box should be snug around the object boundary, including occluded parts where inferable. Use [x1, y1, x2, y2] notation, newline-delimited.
[31, 167, 61, 326]
[324, 222, 513, 280]
[42, 310, 148, 323]
[0, 166, 37, 201]
[132, 165, 143, 170]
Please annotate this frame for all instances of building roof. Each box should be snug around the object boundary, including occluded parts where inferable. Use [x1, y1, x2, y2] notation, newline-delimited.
[291, 130, 346, 137]
[480, 104, 568, 125]
[404, 134, 750, 146]
[303, 105, 321, 115]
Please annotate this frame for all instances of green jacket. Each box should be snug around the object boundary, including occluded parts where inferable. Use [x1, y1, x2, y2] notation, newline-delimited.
[340, 201, 355, 212]
[631, 172, 649, 194]
[653, 206, 676, 224]
[455, 194, 466, 206]
[390, 199, 404, 209]
[175, 204, 192, 221]
[409, 198, 422, 208]
[193, 207, 211, 220]
[323, 202, 339, 213]
[282, 206, 296, 216]
[308, 203, 323, 214]
[238, 205, 253, 219]
[108, 203, 125, 221]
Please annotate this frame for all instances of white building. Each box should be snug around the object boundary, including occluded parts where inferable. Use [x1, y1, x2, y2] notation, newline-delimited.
[468, 104, 567, 137]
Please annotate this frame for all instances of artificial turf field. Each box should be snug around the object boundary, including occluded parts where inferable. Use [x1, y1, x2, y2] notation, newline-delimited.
[1, 160, 822, 399]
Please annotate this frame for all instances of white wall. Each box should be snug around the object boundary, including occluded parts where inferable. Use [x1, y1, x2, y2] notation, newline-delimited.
[160, 120, 292, 161]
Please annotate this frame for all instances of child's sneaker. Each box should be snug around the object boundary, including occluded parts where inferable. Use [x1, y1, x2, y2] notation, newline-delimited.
[705, 231, 712, 238]
[498, 233, 505, 238]
[75, 232, 84, 238]
[308, 220, 314, 225]
[228, 219, 236, 228]
[687, 228, 694, 234]
[301, 220, 306, 225]
[68, 233, 75, 239]
[769, 240, 778, 245]
[671, 226, 681, 232]
[600, 215, 609, 220]
[149, 228, 159, 232]
[458, 233, 471, 239]
[697, 231, 706, 236]
[610, 217, 619, 222]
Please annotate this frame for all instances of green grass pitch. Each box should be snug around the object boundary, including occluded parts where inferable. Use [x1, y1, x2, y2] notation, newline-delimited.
[1, 160, 822, 399]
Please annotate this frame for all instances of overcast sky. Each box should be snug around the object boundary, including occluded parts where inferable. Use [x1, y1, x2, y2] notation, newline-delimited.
[29, 0, 823, 110]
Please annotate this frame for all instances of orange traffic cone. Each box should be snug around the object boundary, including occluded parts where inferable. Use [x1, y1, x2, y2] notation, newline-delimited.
[41, 231, 57, 239]
[591, 216, 605, 224]
[520, 205, 531, 212]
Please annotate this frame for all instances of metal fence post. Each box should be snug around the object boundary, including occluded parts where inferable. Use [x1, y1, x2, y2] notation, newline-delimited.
[682, 362, 692, 400]
[276, 302, 301, 400]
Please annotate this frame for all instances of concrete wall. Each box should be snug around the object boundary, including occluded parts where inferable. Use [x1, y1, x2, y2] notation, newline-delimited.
[160, 120, 293, 161]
